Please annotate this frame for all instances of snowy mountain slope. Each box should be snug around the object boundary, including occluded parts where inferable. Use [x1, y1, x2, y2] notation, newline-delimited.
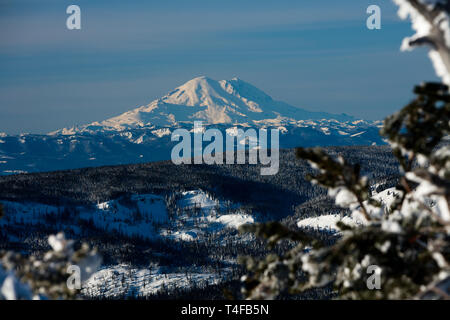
[0, 189, 255, 298]
[55, 77, 354, 134]
[82, 264, 227, 298]
[161, 190, 254, 242]
[0, 190, 255, 243]
[297, 214, 363, 233]
[296, 187, 401, 233]
[0, 76, 385, 175]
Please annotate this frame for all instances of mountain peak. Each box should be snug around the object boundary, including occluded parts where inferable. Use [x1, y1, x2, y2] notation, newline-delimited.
[53, 76, 356, 134]
[160, 76, 273, 110]
[161, 76, 221, 107]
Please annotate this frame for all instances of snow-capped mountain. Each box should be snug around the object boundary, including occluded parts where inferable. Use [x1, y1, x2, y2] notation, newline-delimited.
[53, 76, 354, 135]
[0, 76, 384, 175]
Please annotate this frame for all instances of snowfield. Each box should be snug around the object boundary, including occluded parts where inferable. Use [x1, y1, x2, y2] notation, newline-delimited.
[207, 214, 254, 230]
[297, 214, 363, 233]
[297, 188, 401, 232]
[82, 264, 228, 298]
[161, 190, 254, 242]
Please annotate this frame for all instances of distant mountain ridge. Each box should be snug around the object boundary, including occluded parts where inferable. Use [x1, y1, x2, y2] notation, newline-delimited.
[0, 76, 384, 175]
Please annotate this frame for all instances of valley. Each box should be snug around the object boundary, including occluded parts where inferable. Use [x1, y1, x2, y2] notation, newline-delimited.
[0, 146, 400, 299]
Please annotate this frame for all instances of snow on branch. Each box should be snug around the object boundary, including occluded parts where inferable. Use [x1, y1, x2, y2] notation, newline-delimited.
[393, 0, 450, 84]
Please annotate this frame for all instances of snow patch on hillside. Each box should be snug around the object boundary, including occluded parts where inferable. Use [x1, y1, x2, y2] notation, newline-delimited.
[82, 264, 226, 298]
[162, 190, 254, 242]
[297, 214, 364, 232]
[207, 214, 254, 229]
[151, 128, 171, 138]
[297, 188, 401, 232]
[178, 190, 218, 212]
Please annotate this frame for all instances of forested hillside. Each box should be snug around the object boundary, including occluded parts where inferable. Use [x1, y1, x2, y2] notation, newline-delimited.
[0, 146, 399, 220]
[0, 146, 400, 299]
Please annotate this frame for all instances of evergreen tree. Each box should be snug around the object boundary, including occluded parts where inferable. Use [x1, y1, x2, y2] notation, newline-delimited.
[240, 0, 450, 300]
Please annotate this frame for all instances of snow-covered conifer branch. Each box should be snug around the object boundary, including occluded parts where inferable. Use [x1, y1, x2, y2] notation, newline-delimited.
[394, 0, 450, 84]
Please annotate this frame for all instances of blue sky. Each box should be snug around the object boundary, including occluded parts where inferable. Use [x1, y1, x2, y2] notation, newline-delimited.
[0, 0, 439, 134]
